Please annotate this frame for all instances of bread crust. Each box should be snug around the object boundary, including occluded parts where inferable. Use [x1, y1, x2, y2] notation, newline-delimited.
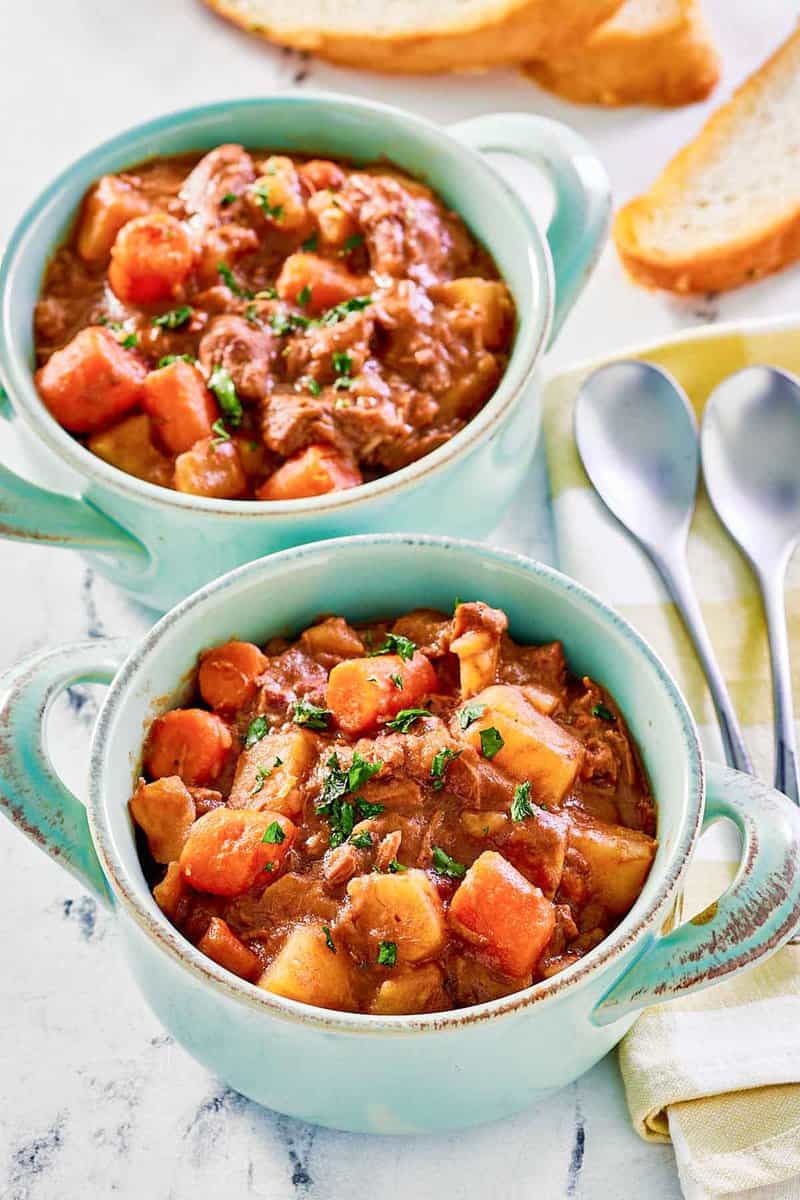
[527, 0, 719, 108]
[203, 0, 623, 72]
[614, 24, 800, 293]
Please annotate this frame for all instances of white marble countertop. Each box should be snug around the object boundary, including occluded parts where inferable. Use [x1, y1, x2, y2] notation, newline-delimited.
[1, 2, 799, 1196]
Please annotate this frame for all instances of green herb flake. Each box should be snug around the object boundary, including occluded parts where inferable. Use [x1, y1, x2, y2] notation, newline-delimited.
[152, 305, 193, 330]
[323, 925, 336, 953]
[386, 858, 407, 874]
[431, 845, 467, 880]
[245, 302, 259, 324]
[217, 261, 254, 299]
[221, 192, 238, 206]
[458, 701, 487, 730]
[333, 376, 353, 392]
[255, 286, 278, 300]
[319, 295, 372, 326]
[292, 699, 331, 730]
[390, 674, 404, 690]
[208, 367, 243, 428]
[302, 232, 319, 252]
[377, 940, 398, 968]
[368, 633, 416, 662]
[244, 715, 269, 748]
[120, 332, 138, 349]
[158, 353, 197, 368]
[261, 819, 286, 845]
[332, 350, 352, 377]
[430, 746, 462, 791]
[592, 703, 616, 722]
[350, 831, 373, 850]
[306, 377, 321, 397]
[479, 727, 504, 760]
[210, 418, 230, 445]
[510, 781, 536, 822]
[297, 284, 312, 309]
[316, 752, 383, 848]
[385, 707, 430, 734]
[250, 766, 270, 796]
[341, 233, 364, 254]
[270, 309, 311, 336]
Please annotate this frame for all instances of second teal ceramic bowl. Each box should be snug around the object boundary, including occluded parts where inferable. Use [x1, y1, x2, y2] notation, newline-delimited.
[0, 95, 610, 610]
[1, 535, 798, 1132]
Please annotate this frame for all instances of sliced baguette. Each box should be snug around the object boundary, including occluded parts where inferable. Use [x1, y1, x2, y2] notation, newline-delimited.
[203, 0, 623, 73]
[526, 0, 719, 108]
[614, 25, 800, 293]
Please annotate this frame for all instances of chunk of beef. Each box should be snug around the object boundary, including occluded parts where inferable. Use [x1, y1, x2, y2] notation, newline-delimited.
[199, 315, 277, 401]
[261, 389, 338, 457]
[283, 309, 375, 384]
[180, 144, 256, 230]
[499, 639, 567, 694]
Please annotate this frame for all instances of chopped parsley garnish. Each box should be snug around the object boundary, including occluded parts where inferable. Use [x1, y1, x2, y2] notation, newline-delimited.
[318, 295, 372, 326]
[210, 418, 230, 445]
[158, 353, 197, 368]
[479, 727, 504, 759]
[316, 752, 383, 848]
[350, 831, 373, 850]
[98, 317, 123, 330]
[390, 674, 404, 690]
[221, 192, 238, 206]
[306, 377, 321, 397]
[377, 940, 398, 968]
[323, 926, 336, 953]
[431, 845, 467, 880]
[385, 707, 430, 733]
[255, 286, 278, 300]
[245, 302, 259, 324]
[120, 332, 138, 349]
[208, 367, 243, 427]
[297, 284, 312, 308]
[458, 702, 487, 730]
[251, 182, 284, 221]
[332, 350, 352, 377]
[386, 858, 407, 874]
[217, 262, 254, 299]
[341, 233, 364, 254]
[270, 309, 312, 336]
[430, 746, 461, 790]
[368, 633, 416, 662]
[333, 376, 353, 392]
[292, 699, 331, 730]
[510, 781, 536, 822]
[244, 715, 269, 748]
[261, 819, 286, 844]
[152, 305, 193, 329]
[301, 232, 319, 252]
[592, 703, 616, 722]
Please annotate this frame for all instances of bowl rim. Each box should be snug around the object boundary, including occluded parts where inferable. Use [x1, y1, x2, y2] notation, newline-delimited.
[87, 533, 704, 1034]
[0, 93, 551, 520]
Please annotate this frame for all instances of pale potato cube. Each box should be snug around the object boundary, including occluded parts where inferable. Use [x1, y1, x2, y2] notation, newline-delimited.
[258, 924, 357, 1011]
[451, 603, 507, 698]
[568, 816, 657, 915]
[346, 869, 446, 964]
[369, 963, 448, 1015]
[249, 157, 307, 230]
[430, 278, 513, 348]
[130, 776, 196, 864]
[519, 684, 559, 716]
[307, 190, 357, 248]
[88, 414, 173, 488]
[299, 616, 364, 660]
[228, 728, 316, 817]
[461, 810, 508, 839]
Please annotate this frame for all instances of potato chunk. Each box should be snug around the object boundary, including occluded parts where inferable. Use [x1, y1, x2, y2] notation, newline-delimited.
[346, 869, 446, 964]
[228, 728, 317, 817]
[130, 776, 196, 864]
[568, 815, 656, 916]
[88, 413, 173, 487]
[153, 861, 187, 921]
[430, 278, 514, 349]
[450, 602, 507, 698]
[258, 924, 357, 1011]
[369, 963, 448, 1015]
[463, 686, 583, 807]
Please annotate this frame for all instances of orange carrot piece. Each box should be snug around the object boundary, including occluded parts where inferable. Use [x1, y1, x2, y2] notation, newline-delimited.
[35, 326, 146, 433]
[197, 917, 262, 981]
[275, 252, 369, 315]
[142, 361, 217, 455]
[109, 212, 194, 304]
[145, 708, 232, 786]
[174, 436, 247, 499]
[198, 640, 268, 713]
[179, 808, 296, 896]
[326, 652, 439, 736]
[449, 850, 555, 978]
[76, 175, 149, 265]
[256, 443, 362, 501]
[297, 160, 346, 193]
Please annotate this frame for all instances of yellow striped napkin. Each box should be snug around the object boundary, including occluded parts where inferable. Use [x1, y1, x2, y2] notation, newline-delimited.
[542, 317, 800, 1200]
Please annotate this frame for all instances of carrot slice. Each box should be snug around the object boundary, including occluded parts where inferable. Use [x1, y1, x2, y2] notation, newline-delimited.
[275, 252, 369, 315]
[142, 360, 217, 455]
[198, 640, 268, 713]
[180, 808, 296, 896]
[109, 212, 194, 304]
[35, 326, 146, 433]
[449, 850, 555, 977]
[326, 652, 438, 736]
[256, 443, 362, 501]
[197, 917, 262, 981]
[145, 708, 232, 786]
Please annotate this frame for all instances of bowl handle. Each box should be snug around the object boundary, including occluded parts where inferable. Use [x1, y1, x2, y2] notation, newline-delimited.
[0, 639, 133, 907]
[447, 114, 610, 342]
[592, 763, 800, 1026]
[0, 386, 148, 563]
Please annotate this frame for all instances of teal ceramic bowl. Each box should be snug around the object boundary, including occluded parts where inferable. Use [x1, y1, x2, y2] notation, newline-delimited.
[1, 535, 799, 1133]
[0, 95, 609, 612]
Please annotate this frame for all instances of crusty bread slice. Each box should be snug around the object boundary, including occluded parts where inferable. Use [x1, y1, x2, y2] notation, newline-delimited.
[203, 0, 623, 73]
[526, 0, 719, 108]
[614, 25, 800, 293]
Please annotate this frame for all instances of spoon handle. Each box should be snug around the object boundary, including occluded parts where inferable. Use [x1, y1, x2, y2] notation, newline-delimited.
[655, 553, 754, 775]
[761, 569, 799, 805]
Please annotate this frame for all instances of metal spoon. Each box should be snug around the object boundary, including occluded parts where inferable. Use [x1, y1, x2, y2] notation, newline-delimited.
[574, 360, 753, 774]
[701, 366, 800, 805]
